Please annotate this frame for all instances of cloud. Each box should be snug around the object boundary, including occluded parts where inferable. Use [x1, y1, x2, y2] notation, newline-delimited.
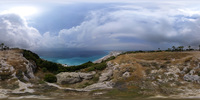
[54, 3, 200, 50]
[1, 2, 200, 51]
[0, 14, 42, 49]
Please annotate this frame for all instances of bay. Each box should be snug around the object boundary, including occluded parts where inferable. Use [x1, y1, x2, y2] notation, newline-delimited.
[35, 50, 109, 66]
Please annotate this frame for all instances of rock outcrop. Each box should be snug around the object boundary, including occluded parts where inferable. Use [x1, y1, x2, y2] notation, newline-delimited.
[84, 81, 114, 91]
[56, 72, 96, 84]
[0, 50, 37, 81]
[0, 49, 39, 99]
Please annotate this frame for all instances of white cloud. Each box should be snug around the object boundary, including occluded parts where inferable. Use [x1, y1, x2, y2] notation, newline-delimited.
[53, 3, 200, 50]
[1, 2, 200, 50]
[0, 14, 42, 49]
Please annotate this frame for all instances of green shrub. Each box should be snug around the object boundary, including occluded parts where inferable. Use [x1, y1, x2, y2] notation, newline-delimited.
[0, 71, 12, 80]
[87, 67, 96, 72]
[16, 70, 26, 82]
[23, 50, 39, 62]
[58, 61, 94, 72]
[23, 50, 63, 74]
[94, 62, 107, 70]
[44, 74, 57, 83]
[42, 67, 47, 72]
[85, 62, 107, 72]
[103, 56, 116, 62]
[92, 76, 99, 82]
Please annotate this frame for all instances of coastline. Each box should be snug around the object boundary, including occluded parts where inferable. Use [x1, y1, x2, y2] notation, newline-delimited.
[93, 51, 124, 63]
[39, 51, 110, 66]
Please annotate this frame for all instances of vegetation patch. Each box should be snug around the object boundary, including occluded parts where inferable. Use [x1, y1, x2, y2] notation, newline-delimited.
[132, 52, 189, 60]
[23, 50, 63, 74]
[84, 62, 107, 72]
[16, 70, 26, 82]
[58, 61, 94, 72]
[0, 70, 12, 80]
[44, 74, 57, 83]
[104, 89, 146, 99]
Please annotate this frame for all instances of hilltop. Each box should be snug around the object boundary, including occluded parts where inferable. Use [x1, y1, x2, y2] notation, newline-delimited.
[1, 49, 200, 99]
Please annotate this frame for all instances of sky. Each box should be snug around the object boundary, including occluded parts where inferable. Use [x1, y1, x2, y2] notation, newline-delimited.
[1, 0, 200, 51]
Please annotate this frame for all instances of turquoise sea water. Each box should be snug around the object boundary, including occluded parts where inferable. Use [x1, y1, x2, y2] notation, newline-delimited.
[36, 50, 109, 66]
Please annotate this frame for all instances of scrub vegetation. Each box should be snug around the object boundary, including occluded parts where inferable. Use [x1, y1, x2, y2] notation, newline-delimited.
[23, 50, 108, 74]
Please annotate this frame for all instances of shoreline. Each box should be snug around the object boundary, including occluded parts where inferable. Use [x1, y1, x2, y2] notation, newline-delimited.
[39, 51, 110, 66]
[93, 51, 124, 63]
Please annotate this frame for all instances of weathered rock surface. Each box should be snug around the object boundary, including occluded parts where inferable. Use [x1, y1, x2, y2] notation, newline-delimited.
[0, 50, 37, 81]
[84, 81, 114, 91]
[99, 70, 113, 82]
[122, 72, 130, 78]
[56, 72, 96, 84]
[184, 74, 200, 83]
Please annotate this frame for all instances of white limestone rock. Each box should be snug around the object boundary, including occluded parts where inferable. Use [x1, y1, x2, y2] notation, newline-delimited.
[56, 72, 96, 84]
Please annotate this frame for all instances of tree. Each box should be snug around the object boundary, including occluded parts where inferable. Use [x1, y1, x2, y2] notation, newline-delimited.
[4, 46, 7, 50]
[0, 43, 4, 51]
[178, 46, 184, 51]
[167, 48, 171, 51]
[199, 45, 200, 51]
[172, 46, 176, 51]
[188, 45, 191, 50]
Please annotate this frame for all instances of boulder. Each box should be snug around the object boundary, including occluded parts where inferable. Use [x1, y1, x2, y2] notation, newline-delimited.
[79, 72, 95, 80]
[183, 74, 200, 83]
[84, 81, 114, 91]
[122, 72, 130, 78]
[56, 72, 96, 84]
[99, 70, 113, 82]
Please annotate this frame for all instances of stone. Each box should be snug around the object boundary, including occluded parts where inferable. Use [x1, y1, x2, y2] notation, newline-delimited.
[183, 74, 200, 83]
[56, 72, 96, 84]
[122, 72, 130, 78]
[56, 72, 81, 84]
[84, 81, 114, 91]
[99, 70, 113, 82]
[79, 71, 96, 80]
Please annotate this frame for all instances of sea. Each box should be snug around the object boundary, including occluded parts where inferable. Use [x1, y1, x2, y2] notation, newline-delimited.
[35, 50, 109, 66]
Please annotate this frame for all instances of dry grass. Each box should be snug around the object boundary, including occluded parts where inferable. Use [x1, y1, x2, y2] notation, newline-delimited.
[0, 49, 29, 80]
[130, 52, 189, 60]
[110, 51, 196, 84]
[112, 52, 190, 65]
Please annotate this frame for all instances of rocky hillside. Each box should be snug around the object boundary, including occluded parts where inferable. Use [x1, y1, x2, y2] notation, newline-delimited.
[0, 49, 37, 81]
[1, 49, 200, 99]
[0, 49, 38, 99]
[104, 51, 200, 98]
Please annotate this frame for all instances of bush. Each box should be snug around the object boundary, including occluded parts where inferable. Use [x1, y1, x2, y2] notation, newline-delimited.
[0, 71, 12, 80]
[23, 50, 63, 74]
[85, 62, 107, 72]
[23, 50, 39, 62]
[58, 61, 94, 72]
[103, 56, 116, 62]
[16, 70, 26, 82]
[94, 62, 107, 70]
[44, 74, 57, 83]
[42, 67, 47, 72]
[87, 67, 96, 72]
